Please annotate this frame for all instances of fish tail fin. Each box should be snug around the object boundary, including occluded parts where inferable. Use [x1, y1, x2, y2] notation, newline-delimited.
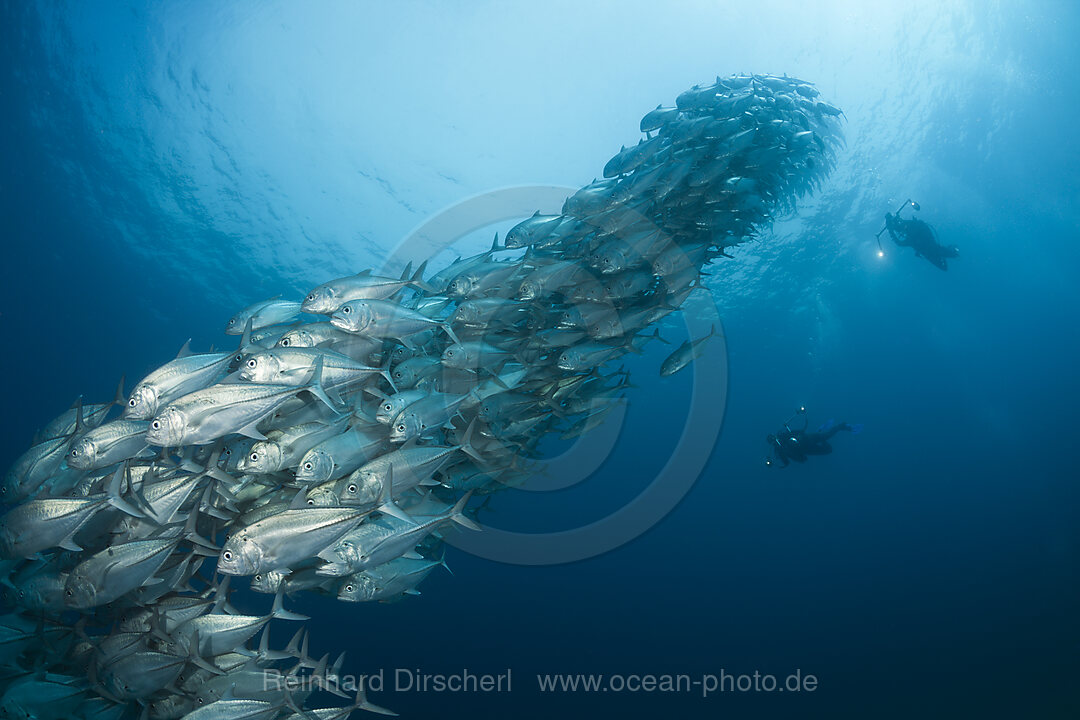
[283, 688, 311, 717]
[239, 317, 254, 352]
[182, 505, 219, 553]
[186, 629, 225, 675]
[106, 463, 148, 520]
[459, 419, 485, 464]
[284, 627, 306, 659]
[257, 623, 290, 662]
[111, 375, 127, 407]
[305, 356, 342, 413]
[442, 322, 462, 347]
[73, 397, 86, 436]
[408, 260, 437, 294]
[312, 653, 350, 699]
[379, 351, 398, 394]
[271, 591, 309, 621]
[356, 687, 398, 716]
[449, 491, 480, 531]
[376, 466, 414, 524]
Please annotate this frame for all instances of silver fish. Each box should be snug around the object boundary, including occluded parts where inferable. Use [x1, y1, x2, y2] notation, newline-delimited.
[124, 349, 235, 420]
[218, 506, 372, 576]
[65, 536, 181, 608]
[67, 419, 150, 470]
[225, 298, 302, 335]
[146, 359, 336, 446]
[660, 325, 718, 377]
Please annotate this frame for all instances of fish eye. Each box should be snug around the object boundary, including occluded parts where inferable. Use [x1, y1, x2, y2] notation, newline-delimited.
[235, 354, 243, 362]
[66, 589, 73, 596]
[280, 338, 290, 346]
[303, 462, 313, 470]
[254, 574, 262, 581]
[70, 449, 79, 457]
[128, 398, 137, 407]
[151, 421, 160, 430]
[397, 425, 406, 432]
[249, 453, 259, 462]
[342, 306, 352, 314]
[306, 499, 314, 505]
[345, 585, 354, 592]
[222, 551, 233, 561]
[306, 293, 315, 300]
[247, 359, 257, 368]
[446, 349, 454, 356]
[347, 484, 357, 493]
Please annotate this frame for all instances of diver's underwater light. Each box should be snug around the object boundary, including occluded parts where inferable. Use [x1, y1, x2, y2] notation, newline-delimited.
[878, 250, 885, 258]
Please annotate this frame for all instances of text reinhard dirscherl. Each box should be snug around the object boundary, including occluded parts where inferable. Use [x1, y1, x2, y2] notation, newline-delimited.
[264, 668, 818, 698]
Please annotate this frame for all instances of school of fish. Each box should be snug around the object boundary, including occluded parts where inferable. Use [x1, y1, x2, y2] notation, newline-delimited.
[0, 74, 842, 718]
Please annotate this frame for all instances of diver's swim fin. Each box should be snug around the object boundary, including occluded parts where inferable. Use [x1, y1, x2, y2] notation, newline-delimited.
[817, 419, 835, 433]
[847, 423, 863, 434]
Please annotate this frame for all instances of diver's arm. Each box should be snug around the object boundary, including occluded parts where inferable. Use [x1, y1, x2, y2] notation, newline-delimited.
[782, 407, 808, 431]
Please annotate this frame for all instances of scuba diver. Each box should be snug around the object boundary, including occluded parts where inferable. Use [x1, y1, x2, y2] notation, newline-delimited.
[876, 200, 960, 271]
[765, 407, 861, 468]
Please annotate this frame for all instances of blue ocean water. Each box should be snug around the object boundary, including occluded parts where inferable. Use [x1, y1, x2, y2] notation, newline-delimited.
[1, 1, 1078, 718]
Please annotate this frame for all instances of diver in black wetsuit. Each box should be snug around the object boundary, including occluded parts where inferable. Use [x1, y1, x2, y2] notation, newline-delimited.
[765, 408, 861, 467]
[883, 210, 960, 271]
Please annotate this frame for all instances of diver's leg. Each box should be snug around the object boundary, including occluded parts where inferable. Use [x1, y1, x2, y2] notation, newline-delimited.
[819, 424, 851, 440]
[803, 437, 833, 455]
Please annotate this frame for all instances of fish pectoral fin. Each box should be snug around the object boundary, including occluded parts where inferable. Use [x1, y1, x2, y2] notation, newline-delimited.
[402, 550, 423, 560]
[141, 576, 165, 587]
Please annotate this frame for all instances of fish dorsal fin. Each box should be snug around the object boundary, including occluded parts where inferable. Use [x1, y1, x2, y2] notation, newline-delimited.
[176, 339, 193, 359]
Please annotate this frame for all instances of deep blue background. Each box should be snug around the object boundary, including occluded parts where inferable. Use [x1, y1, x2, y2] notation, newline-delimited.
[2, 1, 1077, 718]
